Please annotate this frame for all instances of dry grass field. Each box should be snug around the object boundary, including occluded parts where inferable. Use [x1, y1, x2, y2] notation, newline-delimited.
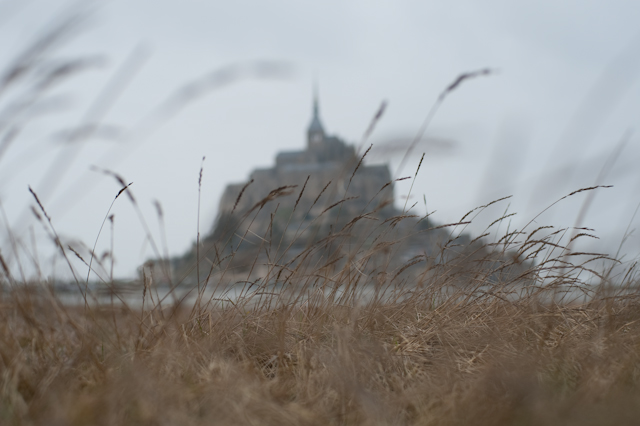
[3, 182, 640, 425]
[2, 265, 640, 426]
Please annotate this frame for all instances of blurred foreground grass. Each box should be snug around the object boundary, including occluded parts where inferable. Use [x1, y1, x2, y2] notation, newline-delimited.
[2, 279, 640, 425]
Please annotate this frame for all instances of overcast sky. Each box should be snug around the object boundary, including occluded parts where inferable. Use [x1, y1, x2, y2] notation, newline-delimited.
[1, 0, 640, 279]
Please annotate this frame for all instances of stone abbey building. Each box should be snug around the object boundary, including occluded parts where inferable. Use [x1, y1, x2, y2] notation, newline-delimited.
[211, 94, 396, 246]
[167, 94, 524, 285]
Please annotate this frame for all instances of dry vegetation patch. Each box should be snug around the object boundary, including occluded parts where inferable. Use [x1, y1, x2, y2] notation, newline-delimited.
[2, 287, 640, 425]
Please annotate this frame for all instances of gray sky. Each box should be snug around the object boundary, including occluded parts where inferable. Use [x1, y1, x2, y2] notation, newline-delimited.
[1, 0, 640, 279]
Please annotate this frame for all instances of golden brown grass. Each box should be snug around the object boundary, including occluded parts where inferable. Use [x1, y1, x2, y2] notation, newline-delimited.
[2, 277, 640, 425]
[4, 180, 640, 426]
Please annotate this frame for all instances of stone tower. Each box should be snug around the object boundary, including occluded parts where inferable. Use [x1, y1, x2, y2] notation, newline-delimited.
[307, 90, 325, 147]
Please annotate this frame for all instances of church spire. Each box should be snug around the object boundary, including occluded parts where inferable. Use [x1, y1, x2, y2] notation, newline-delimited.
[313, 82, 320, 118]
[307, 84, 325, 145]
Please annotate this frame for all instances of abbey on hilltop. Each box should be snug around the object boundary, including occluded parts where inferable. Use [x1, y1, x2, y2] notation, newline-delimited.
[165, 91, 515, 284]
[211, 92, 396, 242]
